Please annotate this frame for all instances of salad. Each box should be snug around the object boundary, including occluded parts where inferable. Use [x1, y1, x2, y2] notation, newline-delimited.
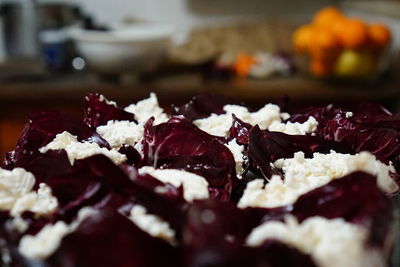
[0, 92, 398, 267]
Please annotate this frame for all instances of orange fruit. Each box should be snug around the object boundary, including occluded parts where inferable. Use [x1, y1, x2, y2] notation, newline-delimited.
[339, 19, 369, 49]
[368, 23, 391, 48]
[330, 17, 348, 40]
[311, 58, 332, 77]
[309, 28, 340, 61]
[293, 25, 315, 53]
[233, 53, 257, 77]
[313, 7, 344, 28]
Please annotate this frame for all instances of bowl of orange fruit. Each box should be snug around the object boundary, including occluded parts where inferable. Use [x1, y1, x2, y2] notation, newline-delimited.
[292, 6, 392, 80]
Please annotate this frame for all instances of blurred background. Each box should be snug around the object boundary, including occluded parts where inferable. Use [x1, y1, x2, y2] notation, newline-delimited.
[0, 0, 400, 155]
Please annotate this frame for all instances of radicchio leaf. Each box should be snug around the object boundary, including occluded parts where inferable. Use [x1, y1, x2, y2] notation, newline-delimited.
[229, 114, 252, 145]
[182, 200, 316, 267]
[289, 103, 400, 167]
[47, 209, 179, 267]
[142, 116, 236, 201]
[83, 92, 136, 128]
[242, 172, 394, 248]
[291, 171, 393, 247]
[118, 145, 142, 166]
[1, 111, 109, 170]
[171, 93, 241, 121]
[248, 125, 352, 178]
[21, 151, 185, 228]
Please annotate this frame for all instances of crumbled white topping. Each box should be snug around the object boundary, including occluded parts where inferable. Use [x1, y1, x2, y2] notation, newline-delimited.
[246, 216, 385, 267]
[129, 205, 175, 244]
[98, 94, 117, 107]
[224, 140, 245, 178]
[193, 103, 283, 137]
[268, 116, 318, 135]
[96, 120, 143, 149]
[238, 151, 398, 208]
[11, 183, 58, 217]
[18, 207, 96, 260]
[39, 131, 126, 165]
[0, 168, 58, 216]
[280, 112, 291, 120]
[138, 166, 209, 202]
[6, 216, 29, 233]
[124, 93, 169, 125]
[0, 168, 35, 210]
[19, 221, 69, 260]
[345, 112, 353, 118]
[274, 151, 398, 194]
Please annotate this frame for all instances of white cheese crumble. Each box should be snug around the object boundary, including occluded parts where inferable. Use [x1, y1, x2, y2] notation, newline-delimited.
[0, 168, 58, 216]
[193, 103, 283, 137]
[238, 151, 398, 208]
[280, 112, 291, 120]
[18, 207, 96, 260]
[224, 140, 245, 178]
[246, 216, 385, 267]
[268, 116, 318, 135]
[6, 216, 29, 233]
[124, 93, 169, 125]
[96, 120, 143, 149]
[39, 131, 126, 165]
[129, 205, 175, 244]
[274, 151, 399, 194]
[138, 166, 209, 202]
[12, 183, 58, 217]
[345, 112, 353, 118]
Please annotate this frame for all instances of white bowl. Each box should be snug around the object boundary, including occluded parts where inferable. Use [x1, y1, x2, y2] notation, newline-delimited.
[70, 23, 174, 74]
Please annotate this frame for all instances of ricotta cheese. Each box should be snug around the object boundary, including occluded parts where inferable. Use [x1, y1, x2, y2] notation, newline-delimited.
[193, 103, 283, 137]
[345, 112, 353, 118]
[129, 205, 175, 244]
[11, 183, 58, 217]
[224, 140, 245, 178]
[268, 116, 318, 135]
[39, 131, 127, 165]
[96, 120, 143, 149]
[138, 166, 209, 202]
[6, 216, 29, 233]
[18, 207, 96, 260]
[238, 151, 398, 208]
[0, 168, 58, 216]
[246, 216, 384, 267]
[124, 93, 169, 125]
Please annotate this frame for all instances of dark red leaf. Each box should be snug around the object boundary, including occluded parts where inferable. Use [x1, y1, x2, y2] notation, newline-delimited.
[141, 116, 237, 201]
[83, 93, 136, 128]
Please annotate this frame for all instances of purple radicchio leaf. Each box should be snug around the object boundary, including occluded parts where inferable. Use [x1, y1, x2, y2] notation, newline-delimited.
[118, 145, 142, 166]
[289, 103, 400, 168]
[229, 114, 252, 145]
[141, 116, 237, 201]
[248, 125, 352, 179]
[46, 208, 180, 267]
[1, 111, 109, 170]
[83, 92, 136, 128]
[171, 93, 242, 121]
[182, 200, 316, 267]
[291, 171, 394, 247]
[243, 171, 394, 249]
[22, 151, 185, 228]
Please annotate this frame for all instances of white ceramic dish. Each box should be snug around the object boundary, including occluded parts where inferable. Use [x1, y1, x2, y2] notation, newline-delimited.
[70, 23, 175, 74]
